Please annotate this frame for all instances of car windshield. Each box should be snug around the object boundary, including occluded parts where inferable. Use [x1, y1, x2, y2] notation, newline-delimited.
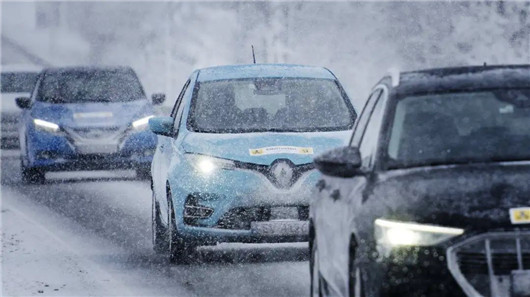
[1, 72, 38, 93]
[37, 70, 145, 103]
[189, 78, 354, 133]
[387, 89, 530, 168]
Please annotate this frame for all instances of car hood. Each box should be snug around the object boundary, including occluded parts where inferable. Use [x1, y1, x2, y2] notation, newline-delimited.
[30, 100, 153, 129]
[365, 162, 530, 231]
[181, 130, 352, 165]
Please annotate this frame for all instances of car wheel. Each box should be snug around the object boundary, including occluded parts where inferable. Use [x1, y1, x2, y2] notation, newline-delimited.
[152, 191, 167, 254]
[166, 186, 196, 264]
[349, 237, 364, 297]
[310, 235, 323, 297]
[136, 167, 151, 180]
[20, 158, 45, 184]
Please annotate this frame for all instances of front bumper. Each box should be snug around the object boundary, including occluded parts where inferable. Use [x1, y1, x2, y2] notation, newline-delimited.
[27, 127, 156, 170]
[365, 231, 530, 297]
[168, 162, 318, 244]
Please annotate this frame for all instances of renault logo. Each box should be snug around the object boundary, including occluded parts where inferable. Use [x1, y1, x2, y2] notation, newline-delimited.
[270, 161, 294, 188]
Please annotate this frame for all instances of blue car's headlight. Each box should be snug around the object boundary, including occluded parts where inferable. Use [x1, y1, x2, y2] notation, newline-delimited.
[33, 118, 60, 133]
[132, 115, 154, 131]
[185, 153, 236, 175]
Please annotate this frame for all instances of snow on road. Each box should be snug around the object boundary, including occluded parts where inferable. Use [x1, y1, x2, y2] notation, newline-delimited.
[1, 154, 309, 296]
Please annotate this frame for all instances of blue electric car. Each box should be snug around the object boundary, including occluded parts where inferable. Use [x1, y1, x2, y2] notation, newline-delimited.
[17, 66, 164, 183]
[149, 64, 357, 262]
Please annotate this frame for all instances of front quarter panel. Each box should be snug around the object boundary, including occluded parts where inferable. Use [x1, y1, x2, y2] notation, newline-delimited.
[312, 173, 368, 297]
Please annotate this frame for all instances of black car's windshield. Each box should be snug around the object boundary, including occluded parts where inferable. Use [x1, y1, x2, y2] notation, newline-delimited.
[189, 78, 354, 133]
[38, 70, 145, 103]
[1, 72, 38, 93]
[387, 89, 530, 168]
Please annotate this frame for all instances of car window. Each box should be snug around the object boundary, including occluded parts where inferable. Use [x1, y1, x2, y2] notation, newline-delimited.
[37, 69, 145, 103]
[173, 80, 193, 136]
[387, 89, 530, 168]
[358, 88, 387, 168]
[351, 88, 383, 147]
[188, 78, 355, 133]
[1, 72, 39, 93]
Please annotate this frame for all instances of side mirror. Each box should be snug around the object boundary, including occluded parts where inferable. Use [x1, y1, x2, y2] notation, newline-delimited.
[314, 146, 362, 177]
[151, 93, 166, 105]
[15, 97, 31, 109]
[149, 116, 174, 136]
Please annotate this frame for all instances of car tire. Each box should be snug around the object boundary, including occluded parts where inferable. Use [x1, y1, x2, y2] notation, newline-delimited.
[310, 234, 324, 297]
[166, 186, 196, 264]
[20, 158, 45, 184]
[152, 191, 167, 254]
[136, 167, 151, 180]
[349, 237, 365, 297]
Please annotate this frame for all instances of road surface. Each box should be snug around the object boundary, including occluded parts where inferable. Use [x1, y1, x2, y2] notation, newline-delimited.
[1, 150, 309, 296]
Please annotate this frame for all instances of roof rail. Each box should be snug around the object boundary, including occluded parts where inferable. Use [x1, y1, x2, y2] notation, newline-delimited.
[387, 68, 400, 87]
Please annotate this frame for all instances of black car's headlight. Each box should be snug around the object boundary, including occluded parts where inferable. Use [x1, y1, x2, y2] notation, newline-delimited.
[33, 118, 60, 134]
[374, 218, 464, 247]
[132, 115, 154, 131]
[185, 153, 236, 175]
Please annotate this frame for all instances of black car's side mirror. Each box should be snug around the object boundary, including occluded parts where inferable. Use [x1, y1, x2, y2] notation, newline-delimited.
[15, 97, 31, 109]
[152, 93, 166, 105]
[314, 146, 363, 177]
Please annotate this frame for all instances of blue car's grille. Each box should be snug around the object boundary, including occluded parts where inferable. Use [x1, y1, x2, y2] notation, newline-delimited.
[68, 127, 121, 139]
[236, 159, 314, 189]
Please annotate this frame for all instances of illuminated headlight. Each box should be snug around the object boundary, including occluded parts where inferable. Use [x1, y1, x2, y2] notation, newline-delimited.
[186, 154, 236, 175]
[375, 219, 464, 247]
[132, 115, 154, 130]
[33, 119, 60, 133]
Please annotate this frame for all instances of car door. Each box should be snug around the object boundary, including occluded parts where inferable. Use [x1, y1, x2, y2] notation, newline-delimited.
[314, 86, 387, 296]
[20, 73, 42, 161]
[153, 78, 192, 225]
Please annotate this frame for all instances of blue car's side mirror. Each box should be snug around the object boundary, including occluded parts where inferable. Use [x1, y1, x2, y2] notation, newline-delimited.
[149, 116, 174, 136]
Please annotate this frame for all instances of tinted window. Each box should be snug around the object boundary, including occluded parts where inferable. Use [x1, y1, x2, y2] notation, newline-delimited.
[1, 72, 38, 93]
[37, 69, 145, 103]
[351, 89, 383, 146]
[387, 89, 530, 168]
[189, 78, 354, 133]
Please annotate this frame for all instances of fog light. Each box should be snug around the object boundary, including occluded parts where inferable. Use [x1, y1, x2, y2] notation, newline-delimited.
[184, 205, 214, 219]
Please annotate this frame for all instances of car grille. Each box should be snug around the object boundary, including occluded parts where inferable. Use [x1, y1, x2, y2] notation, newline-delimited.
[216, 206, 309, 230]
[66, 127, 122, 140]
[237, 159, 314, 189]
[447, 231, 530, 297]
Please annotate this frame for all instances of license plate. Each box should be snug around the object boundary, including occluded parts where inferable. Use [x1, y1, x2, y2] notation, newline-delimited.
[251, 220, 309, 236]
[76, 144, 118, 154]
[512, 270, 530, 297]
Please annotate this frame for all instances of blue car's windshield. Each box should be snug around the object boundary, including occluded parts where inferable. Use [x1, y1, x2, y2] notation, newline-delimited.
[189, 78, 355, 133]
[387, 88, 530, 168]
[37, 69, 145, 103]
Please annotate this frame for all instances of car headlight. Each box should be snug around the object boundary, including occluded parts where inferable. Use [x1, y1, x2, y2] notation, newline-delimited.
[186, 154, 236, 175]
[132, 115, 155, 130]
[375, 219, 464, 247]
[33, 119, 60, 133]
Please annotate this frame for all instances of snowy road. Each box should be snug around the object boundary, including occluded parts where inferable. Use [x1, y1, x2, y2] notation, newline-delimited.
[1, 151, 309, 296]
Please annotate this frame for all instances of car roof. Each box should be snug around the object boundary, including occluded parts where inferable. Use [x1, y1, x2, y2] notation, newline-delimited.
[43, 65, 135, 75]
[196, 64, 336, 82]
[393, 64, 530, 95]
[1, 64, 43, 73]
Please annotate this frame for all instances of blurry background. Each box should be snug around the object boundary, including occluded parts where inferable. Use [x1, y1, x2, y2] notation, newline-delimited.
[2, 1, 530, 109]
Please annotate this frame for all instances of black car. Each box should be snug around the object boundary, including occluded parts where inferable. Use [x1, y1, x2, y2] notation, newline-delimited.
[309, 65, 530, 297]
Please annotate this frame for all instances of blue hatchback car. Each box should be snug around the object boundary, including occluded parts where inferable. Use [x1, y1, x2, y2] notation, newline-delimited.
[149, 64, 357, 262]
[17, 66, 164, 183]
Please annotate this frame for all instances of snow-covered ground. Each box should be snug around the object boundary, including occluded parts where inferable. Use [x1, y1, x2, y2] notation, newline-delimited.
[1, 152, 309, 297]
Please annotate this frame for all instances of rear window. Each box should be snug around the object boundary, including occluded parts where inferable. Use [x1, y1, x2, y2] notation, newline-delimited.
[1, 72, 38, 93]
[37, 69, 145, 103]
